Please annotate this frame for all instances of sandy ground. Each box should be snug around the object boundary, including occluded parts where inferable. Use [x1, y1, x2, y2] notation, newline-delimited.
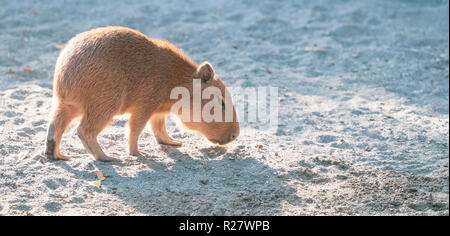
[0, 0, 448, 215]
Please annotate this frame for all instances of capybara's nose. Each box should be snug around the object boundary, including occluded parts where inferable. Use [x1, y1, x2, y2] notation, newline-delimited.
[216, 133, 238, 145]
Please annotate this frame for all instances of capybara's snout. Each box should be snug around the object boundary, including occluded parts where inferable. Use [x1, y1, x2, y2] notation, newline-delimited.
[208, 124, 240, 145]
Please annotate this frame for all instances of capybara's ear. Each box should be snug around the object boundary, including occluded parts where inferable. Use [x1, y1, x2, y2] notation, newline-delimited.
[196, 62, 215, 82]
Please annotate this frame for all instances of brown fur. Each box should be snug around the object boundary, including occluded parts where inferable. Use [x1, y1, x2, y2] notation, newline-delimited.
[45, 26, 239, 162]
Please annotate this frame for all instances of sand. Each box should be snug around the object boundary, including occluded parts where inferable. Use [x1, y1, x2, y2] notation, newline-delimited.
[0, 0, 448, 215]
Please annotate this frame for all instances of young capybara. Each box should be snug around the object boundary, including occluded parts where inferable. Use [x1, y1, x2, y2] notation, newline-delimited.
[45, 26, 239, 162]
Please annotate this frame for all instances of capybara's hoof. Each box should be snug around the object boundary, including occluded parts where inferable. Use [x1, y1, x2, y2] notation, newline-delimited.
[45, 139, 71, 161]
[130, 150, 148, 157]
[159, 140, 182, 146]
[45, 153, 71, 161]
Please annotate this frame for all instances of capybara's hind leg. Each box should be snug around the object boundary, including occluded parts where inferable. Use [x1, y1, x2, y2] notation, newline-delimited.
[150, 114, 181, 146]
[45, 104, 79, 160]
[76, 111, 118, 162]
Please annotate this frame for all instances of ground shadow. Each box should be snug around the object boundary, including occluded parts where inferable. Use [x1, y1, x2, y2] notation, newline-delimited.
[53, 146, 302, 215]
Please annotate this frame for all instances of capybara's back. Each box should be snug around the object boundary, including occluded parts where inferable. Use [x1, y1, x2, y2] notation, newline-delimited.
[54, 26, 193, 112]
[45, 26, 239, 162]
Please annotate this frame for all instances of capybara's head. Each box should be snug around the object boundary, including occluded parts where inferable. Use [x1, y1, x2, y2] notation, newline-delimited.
[174, 62, 240, 145]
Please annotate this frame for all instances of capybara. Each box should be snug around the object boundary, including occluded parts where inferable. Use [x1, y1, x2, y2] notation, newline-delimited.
[45, 26, 239, 162]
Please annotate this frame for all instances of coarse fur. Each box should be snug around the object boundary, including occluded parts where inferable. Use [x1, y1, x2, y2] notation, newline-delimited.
[45, 26, 239, 162]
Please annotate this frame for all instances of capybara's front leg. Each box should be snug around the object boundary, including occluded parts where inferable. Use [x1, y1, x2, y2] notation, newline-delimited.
[76, 113, 119, 162]
[150, 114, 182, 146]
[128, 112, 152, 156]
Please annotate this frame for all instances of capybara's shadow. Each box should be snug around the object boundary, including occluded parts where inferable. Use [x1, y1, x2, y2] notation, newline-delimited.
[198, 146, 228, 159]
[52, 146, 302, 215]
